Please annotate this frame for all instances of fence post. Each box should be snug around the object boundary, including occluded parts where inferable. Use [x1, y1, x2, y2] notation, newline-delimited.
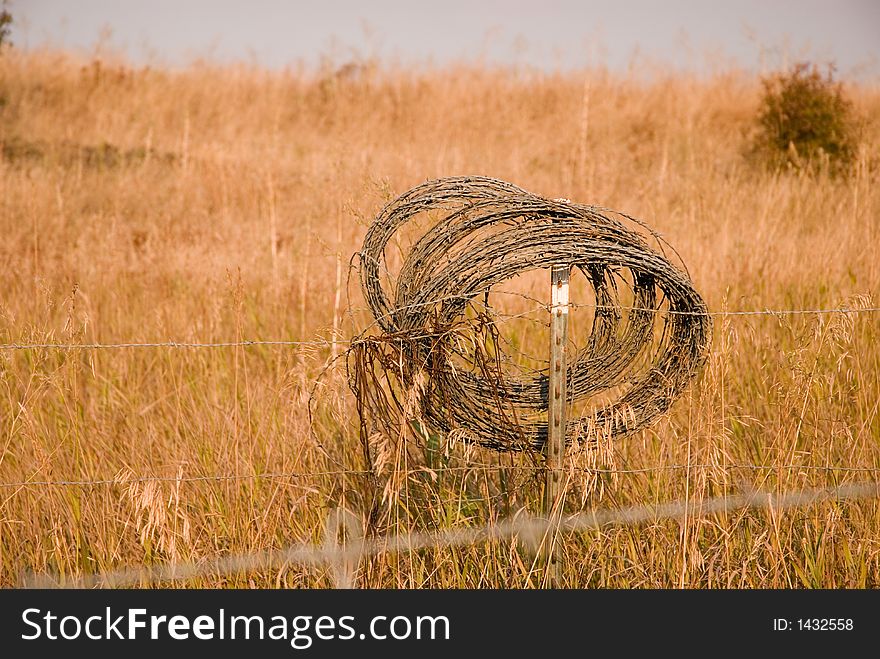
[543, 263, 569, 586]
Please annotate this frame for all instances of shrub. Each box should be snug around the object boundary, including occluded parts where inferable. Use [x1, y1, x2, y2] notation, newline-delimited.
[751, 62, 857, 175]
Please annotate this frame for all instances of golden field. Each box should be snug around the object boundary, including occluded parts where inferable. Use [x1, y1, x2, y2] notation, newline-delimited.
[1, 49, 879, 587]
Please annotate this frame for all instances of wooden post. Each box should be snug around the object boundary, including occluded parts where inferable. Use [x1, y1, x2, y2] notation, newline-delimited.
[543, 264, 569, 586]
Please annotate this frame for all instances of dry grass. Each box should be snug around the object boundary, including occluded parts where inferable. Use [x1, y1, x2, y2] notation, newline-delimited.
[1, 49, 879, 588]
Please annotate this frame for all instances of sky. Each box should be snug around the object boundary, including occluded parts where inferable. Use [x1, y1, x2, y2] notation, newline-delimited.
[9, 0, 880, 77]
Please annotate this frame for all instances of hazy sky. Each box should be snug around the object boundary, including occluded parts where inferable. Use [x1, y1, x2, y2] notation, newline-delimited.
[10, 1, 880, 77]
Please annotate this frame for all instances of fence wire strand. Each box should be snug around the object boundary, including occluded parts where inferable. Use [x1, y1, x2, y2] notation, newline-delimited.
[5, 462, 880, 490]
[24, 480, 880, 588]
[1, 304, 877, 352]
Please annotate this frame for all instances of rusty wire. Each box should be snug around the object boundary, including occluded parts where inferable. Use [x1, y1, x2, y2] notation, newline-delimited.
[349, 176, 711, 452]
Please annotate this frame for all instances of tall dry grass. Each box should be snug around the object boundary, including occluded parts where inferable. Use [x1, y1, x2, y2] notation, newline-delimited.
[1, 49, 879, 587]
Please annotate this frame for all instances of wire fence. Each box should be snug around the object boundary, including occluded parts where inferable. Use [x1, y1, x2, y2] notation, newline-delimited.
[23, 480, 880, 588]
[4, 300, 879, 586]
[1, 301, 877, 490]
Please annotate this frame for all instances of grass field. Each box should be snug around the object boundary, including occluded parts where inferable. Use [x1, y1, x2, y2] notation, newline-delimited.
[1, 49, 879, 587]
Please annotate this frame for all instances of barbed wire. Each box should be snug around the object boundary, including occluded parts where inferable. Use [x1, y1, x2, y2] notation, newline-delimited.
[0, 339, 330, 351]
[5, 462, 880, 490]
[1, 303, 876, 352]
[24, 479, 880, 588]
[574, 304, 880, 317]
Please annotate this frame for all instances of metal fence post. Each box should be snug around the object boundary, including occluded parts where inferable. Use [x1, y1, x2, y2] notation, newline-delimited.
[543, 263, 569, 586]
